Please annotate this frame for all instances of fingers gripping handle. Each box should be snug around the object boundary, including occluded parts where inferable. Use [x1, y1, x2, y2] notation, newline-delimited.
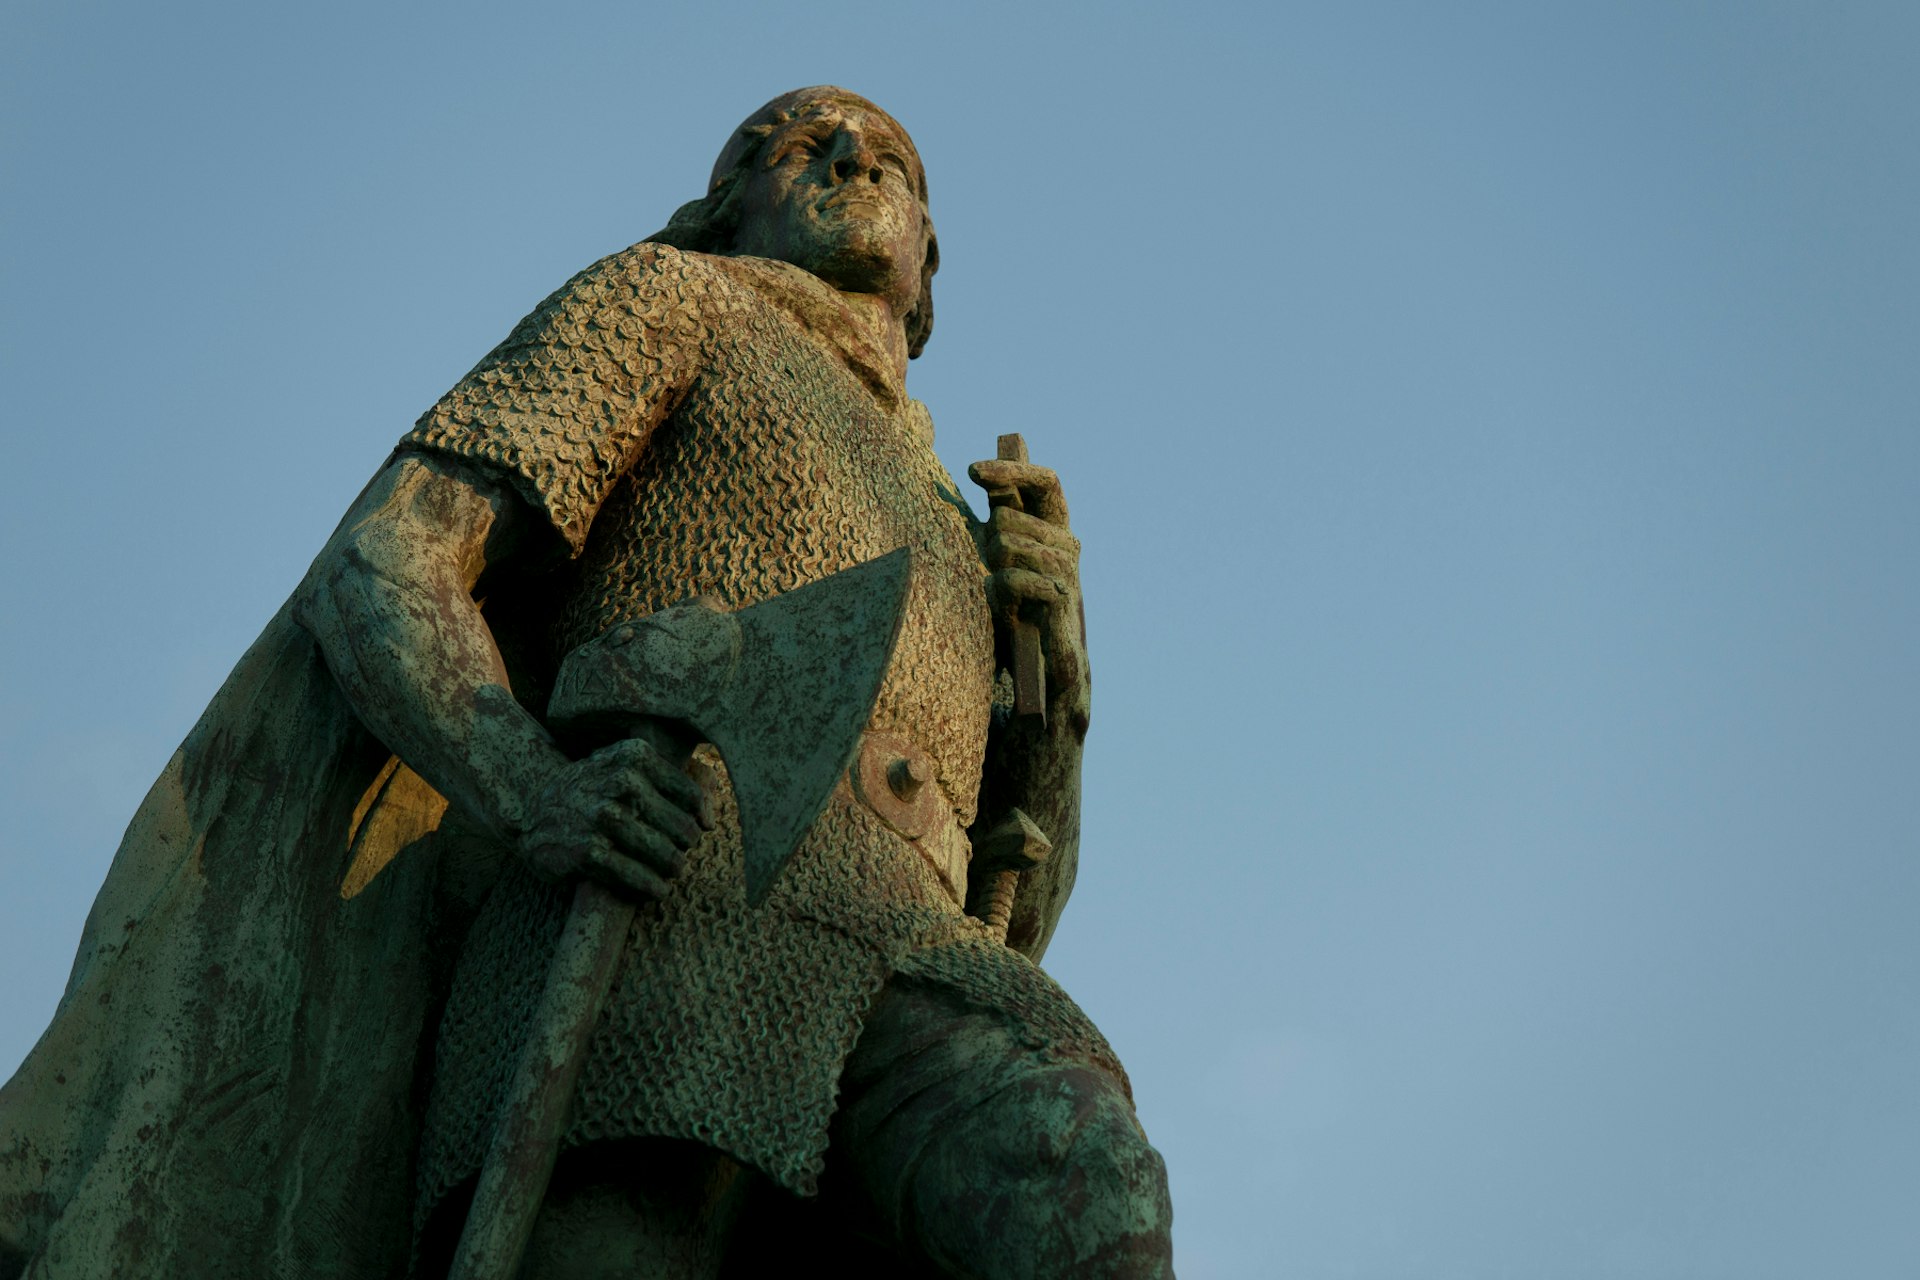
[992, 433, 1047, 723]
[450, 719, 695, 1280]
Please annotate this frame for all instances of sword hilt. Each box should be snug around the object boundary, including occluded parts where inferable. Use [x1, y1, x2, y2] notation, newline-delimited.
[970, 808, 1051, 944]
[990, 432, 1047, 724]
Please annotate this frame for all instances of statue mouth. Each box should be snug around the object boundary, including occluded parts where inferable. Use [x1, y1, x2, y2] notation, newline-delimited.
[819, 191, 887, 216]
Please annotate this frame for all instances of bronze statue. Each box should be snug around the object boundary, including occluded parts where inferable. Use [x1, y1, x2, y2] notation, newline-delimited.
[0, 87, 1174, 1278]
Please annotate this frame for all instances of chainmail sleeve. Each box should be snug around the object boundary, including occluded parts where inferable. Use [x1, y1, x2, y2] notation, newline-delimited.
[398, 241, 710, 554]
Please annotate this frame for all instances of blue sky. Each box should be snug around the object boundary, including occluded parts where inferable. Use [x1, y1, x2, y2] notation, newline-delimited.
[3, 2, 1916, 1275]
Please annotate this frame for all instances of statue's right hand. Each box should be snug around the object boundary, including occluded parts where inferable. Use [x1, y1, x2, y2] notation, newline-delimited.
[517, 738, 712, 899]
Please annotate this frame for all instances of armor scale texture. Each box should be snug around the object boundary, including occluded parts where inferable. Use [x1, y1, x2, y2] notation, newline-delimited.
[400, 244, 1124, 1219]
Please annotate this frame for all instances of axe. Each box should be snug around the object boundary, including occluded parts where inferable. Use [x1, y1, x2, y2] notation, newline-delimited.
[450, 548, 912, 1280]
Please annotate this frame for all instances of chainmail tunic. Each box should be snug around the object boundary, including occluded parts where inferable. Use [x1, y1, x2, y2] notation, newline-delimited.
[400, 244, 1120, 1219]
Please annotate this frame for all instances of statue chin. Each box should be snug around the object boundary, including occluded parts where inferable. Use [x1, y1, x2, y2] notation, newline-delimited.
[805, 244, 910, 301]
[748, 216, 916, 305]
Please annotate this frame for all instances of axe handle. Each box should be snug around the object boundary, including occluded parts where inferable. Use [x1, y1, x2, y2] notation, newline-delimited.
[992, 433, 1047, 723]
[450, 724, 690, 1280]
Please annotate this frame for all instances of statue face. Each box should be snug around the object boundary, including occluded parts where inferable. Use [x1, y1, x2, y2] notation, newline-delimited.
[729, 100, 928, 311]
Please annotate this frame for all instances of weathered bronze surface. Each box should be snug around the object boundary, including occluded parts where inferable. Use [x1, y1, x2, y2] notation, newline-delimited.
[0, 87, 1173, 1278]
[454, 553, 911, 1276]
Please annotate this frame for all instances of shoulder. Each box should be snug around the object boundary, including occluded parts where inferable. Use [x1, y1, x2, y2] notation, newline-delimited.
[400, 243, 730, 558]
[526, 241, 725, 329]
[589, 240, 710, 289]
[444, 242, 733, 391]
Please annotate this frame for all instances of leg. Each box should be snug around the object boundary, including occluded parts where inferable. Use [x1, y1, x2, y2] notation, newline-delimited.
[419, 1138, 749, 1280]
[517, 1138, 751, 1280]
[826, 977, 1175, 1279]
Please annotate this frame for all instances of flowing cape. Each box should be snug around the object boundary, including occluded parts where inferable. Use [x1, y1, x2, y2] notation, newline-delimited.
[0, 605, 454, 1278]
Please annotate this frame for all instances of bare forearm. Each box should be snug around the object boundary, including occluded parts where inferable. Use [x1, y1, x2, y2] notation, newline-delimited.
[292, 458, 565, 844]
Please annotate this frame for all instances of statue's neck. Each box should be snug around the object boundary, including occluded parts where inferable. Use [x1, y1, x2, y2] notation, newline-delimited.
[829, 290, 911, 386]
[716, 254, 909, 403]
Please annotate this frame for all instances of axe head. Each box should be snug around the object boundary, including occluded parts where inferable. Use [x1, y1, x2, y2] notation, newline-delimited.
[546, 548, 913, 906]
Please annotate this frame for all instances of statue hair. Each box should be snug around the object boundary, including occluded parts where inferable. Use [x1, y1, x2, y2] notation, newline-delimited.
[645, 90, 939, 359]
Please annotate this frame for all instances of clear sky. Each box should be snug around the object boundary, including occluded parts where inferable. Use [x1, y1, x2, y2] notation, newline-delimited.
[2, 2, 1916, 1275]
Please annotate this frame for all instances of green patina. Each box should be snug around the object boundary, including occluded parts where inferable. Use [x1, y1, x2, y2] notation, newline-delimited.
[0, 88, 1172, 1279]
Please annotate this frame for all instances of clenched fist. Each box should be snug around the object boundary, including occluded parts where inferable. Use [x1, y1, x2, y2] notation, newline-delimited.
[518, 736, 712, 900]
[968, 453, 1090, 734]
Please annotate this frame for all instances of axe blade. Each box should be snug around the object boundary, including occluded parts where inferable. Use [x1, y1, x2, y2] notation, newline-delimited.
[713, 547, 912, 905]
[546, 548, 914, 908]
[460, 549, 911, 1280]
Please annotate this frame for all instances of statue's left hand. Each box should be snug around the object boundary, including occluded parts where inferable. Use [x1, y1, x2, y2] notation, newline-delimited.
[967, 457, 1090, 732]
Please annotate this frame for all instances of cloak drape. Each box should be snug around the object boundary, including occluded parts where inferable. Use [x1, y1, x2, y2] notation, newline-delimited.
[1, 604, 457, 1278]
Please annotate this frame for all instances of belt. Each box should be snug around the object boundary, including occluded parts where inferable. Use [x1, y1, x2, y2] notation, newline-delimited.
[850, 730, 970, 904]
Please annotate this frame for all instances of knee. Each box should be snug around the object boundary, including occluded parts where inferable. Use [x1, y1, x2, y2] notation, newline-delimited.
[913, 1065, 1174, 1279]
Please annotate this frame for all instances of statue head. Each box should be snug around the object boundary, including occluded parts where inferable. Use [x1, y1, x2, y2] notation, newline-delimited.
[650, 87, 939, 358]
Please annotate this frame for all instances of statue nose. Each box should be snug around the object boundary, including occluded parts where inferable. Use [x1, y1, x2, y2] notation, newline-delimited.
[832, 145, 882, 185]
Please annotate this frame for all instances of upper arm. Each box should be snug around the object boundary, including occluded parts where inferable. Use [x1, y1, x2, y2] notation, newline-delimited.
[295, 452, 539, 627]
[397, 242, 708, 556]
